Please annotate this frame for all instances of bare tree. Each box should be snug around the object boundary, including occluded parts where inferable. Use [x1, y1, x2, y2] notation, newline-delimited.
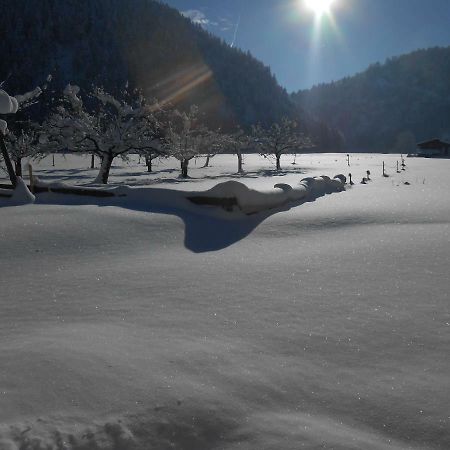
[252, 117, 309, 171]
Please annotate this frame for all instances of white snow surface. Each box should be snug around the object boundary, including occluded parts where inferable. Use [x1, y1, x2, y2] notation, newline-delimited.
[0, 153, 449, 449]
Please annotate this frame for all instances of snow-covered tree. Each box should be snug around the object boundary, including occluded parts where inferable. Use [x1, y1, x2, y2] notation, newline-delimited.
[252, 117, 309, 171]
[48, 85, 164, 184]
[227, 128, 250, 174]
[162, 106, 215, 178]
[0, 87, 43, 185]
[134, 105, 169, 173]
[201, 129, 229, 168]
[4, 125, 48, 177]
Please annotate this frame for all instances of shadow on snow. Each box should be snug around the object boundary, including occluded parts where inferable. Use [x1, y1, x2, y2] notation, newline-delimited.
[0, 182, 341, 253]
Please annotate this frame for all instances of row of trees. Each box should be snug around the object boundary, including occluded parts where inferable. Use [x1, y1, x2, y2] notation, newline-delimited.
[1, 84, 311, 185]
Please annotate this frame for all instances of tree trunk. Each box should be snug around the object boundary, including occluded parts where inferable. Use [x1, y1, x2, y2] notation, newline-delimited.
[181, 158, 189, 178]
[145, 155, 152, 172]
[203, 154, 210, 168]
[95, 152, 114, 184]
[90, 153, 95, 169]
[237, 150, 243, 173]
[14, 157, 22, 177]
[276, 154, 281, 171]
[0, 134, 17, 186]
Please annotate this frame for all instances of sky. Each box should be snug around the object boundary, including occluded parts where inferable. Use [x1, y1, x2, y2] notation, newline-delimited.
[162, 0, 450, 92]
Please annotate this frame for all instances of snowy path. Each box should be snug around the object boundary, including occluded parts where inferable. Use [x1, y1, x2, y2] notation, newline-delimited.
[0, 154, 449, 449]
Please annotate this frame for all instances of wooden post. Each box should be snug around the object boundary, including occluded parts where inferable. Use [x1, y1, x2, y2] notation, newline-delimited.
[397, 161, 400, 173]
[52, 154, 55, 167]
[347, 154, 350, 167]
[348, 173, 354, 185]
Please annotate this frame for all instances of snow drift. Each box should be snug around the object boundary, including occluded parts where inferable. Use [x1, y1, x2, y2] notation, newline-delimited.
[191, 175, 346, 215]
[4, 177, 35, 205]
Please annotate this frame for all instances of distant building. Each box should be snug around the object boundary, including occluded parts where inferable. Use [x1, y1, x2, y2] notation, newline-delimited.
[416, 139, 450, 157]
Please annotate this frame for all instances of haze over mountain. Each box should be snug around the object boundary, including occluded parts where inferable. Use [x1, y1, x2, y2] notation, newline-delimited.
[292, 46, 450, 150]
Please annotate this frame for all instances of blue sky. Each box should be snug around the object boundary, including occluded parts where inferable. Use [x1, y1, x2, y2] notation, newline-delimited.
[162, 0, 450, 92]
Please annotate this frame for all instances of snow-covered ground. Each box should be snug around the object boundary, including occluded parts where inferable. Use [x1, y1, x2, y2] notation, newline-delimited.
[0, 153, 449, 449]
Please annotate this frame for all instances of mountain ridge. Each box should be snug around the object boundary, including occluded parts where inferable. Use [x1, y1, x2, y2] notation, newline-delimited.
[292, 46, 450, 150]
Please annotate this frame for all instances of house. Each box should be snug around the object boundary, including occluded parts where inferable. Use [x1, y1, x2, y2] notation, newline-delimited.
[416, 139, 450, 157]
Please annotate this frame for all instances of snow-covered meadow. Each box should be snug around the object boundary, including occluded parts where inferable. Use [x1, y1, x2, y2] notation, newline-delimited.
[0, 153, 449, 449]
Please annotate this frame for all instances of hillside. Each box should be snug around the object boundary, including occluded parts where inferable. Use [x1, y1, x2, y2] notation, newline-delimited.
[292, 47, 450, 150]
[0, 0, 297, 131]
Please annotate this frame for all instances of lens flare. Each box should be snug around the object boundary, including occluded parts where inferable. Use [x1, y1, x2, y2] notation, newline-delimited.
[304, 0, 335, 16]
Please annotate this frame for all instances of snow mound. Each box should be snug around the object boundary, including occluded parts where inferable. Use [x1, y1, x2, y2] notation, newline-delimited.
[9, 177, 35, 205]
[300, 175, 346, 195]
[204, 180, 287, 214]
[194, 175, 345, 215]
[0, 89, 19, 114]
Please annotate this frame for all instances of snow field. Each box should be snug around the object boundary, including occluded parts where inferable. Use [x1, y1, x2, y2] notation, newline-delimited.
[0, 153, 449, 449]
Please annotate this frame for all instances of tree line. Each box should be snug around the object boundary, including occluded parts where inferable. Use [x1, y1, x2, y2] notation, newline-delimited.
[1, 83, 311, 185]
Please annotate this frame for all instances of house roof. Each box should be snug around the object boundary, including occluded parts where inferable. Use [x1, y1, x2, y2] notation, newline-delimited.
[417, 139, 450, 150]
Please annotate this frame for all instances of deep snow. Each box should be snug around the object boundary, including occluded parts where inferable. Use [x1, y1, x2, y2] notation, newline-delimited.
[0, 153, 449, 449]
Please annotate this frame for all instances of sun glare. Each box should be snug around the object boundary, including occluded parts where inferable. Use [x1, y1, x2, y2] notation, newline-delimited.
[304, 0, 335, 16]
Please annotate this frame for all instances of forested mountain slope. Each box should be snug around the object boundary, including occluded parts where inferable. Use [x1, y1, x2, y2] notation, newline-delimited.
[292, 47, 450, 150]
[0, 0, 296, 130]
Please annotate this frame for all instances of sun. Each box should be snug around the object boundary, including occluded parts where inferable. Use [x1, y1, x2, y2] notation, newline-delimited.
[304, 0, 335, 16]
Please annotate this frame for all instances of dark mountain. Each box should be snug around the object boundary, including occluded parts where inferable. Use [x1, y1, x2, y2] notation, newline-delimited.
[0, 0, 295, 131]
[292, 47, 450, 150]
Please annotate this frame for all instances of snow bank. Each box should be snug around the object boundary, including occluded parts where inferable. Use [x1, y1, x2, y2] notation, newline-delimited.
[2, 170, 345, 219]
[0, 89, 19, 114]
[193, 174, 346, 214]
[8, 177, 35, 205]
